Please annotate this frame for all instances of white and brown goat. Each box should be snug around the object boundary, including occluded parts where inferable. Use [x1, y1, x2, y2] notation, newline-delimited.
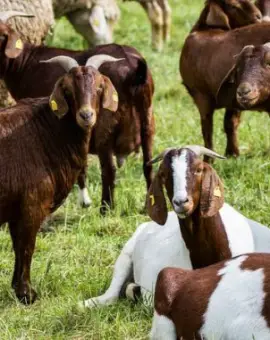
[151, 253, 270, 339]
[80, 146, 270, 308]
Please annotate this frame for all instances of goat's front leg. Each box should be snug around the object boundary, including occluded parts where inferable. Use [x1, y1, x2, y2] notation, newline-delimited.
[77, 167, 91, 208]
[224, 109, 242, 157]
[98, 150, 116, 214]
[159, 0, 172, 43]
[150, 311, 177, 339]
[9, 217, 40, 304]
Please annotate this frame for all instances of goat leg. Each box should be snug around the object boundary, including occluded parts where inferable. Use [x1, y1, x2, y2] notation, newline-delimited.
[224, 109, 242, 157]
[77, 167, 91, 208]
[9, 218, 39, 304]
[99, 151, 116, 214]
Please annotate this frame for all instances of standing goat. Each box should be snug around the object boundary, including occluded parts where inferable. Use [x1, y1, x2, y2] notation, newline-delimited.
[0, 54, 120, 304]
[180, 0, 268, 159]
[0, 11, 155, 213]
[80, 146, 270, 308]
[151, 253, 270, 340]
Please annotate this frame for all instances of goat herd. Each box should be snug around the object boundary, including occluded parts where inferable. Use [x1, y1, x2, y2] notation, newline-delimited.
[0, 0, 270, 338]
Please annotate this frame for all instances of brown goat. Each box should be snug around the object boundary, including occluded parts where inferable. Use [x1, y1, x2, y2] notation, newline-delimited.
[0, 11, 155, 213]
[150, 253, 270, 339]
[180, 0, 265, 159]
[0, 54, 119, 304]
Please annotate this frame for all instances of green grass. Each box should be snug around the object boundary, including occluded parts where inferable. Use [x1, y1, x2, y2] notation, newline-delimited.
[1, 0, 270, 338]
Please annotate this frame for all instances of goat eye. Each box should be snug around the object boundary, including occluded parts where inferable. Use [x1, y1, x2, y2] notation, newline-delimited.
[195, 168, 202, 175]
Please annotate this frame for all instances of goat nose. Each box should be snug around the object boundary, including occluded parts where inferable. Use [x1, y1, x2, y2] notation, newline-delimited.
[80, 111, 92, 121]
[237, 83, 252, 97]
[173, 197, 189, 207]
[255, 13, 262, 21]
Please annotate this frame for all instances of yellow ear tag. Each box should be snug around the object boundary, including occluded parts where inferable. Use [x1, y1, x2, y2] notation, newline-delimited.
[93, 19, 100, 28]
[50, 100, 58, 111]
[214, 186, 221, 197]
[112, 92, 118, 102]
[149, 194, 155, 206]
[15, 39, 23, 50]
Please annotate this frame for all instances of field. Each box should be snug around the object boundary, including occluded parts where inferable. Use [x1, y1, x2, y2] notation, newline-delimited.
[1, 0, 270, 338]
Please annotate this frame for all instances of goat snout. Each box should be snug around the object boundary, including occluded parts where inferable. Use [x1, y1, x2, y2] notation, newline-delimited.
[79, 111, 93, 121]
[255, 12, 262, 23]
[236, 82, 259, 108]
[172, 196, 192, 217]
[77, 106, 96, 128]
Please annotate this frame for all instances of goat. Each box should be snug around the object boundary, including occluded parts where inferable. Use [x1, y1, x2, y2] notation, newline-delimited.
[151, 253, 270, 340]
[256, 0, 270, 20]
[179, 0, 269, 159]
[80, 146, 270, 308]
[0, 11, 155, 213]
[0, 54, 120, 304]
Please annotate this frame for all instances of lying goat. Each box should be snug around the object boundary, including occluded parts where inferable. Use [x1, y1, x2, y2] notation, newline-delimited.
[0, 11, 154, 213]
[0, 54, 119, 304]
[180, 0, 270, 159]
[80, 146, 270, 308]
[151, 253, 270, 340]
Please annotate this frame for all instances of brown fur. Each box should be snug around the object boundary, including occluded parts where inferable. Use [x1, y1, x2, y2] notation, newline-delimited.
[179, 0, 267, 159]
[0, 64, 117, 304]
[155, 253, 270, 339]
[0, 22, 155, 213]
[147, 148, 230, 268]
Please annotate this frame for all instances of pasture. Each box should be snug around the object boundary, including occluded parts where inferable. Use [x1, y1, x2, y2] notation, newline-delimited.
[0, 0, 270, 338]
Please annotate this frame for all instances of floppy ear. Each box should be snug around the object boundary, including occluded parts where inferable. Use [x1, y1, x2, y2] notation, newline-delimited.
[216, 64, 237, 106]
[206, 3, 231, 29]
[200, 163, 224, 218]
[5, 31, 24, 58]
[146, 171, 168, 225]
[49, 79, 68, 118]
[102, 75, 118, 112]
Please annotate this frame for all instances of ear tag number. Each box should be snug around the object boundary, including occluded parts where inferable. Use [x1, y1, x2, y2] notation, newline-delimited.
[214, 186, 221, 197]
[150, 194, 155, 206]
[50, 100, 58, 111]
[15, 39, 23, 49]
[112, 92, 118, 102]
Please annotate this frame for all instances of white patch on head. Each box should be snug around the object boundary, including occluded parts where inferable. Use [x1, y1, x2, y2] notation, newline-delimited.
[78, 188, 92, 207]
[200, 255, 270, 340]
[150, 311, 177, 339]
[171, 150, 188, 207]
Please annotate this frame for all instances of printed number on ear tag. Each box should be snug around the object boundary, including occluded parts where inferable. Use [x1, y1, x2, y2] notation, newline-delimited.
[113, 92, 118, 102]
[149, 194, 155, 206]
[50, 100, 58, 111]
[15, 39, 23, 49]
[214, 186, 221, 197]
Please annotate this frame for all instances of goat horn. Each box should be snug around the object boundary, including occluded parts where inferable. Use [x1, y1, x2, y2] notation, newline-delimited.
[85, 54, 124, 69]
[147, 148, 175, 165]
[184, 145, 226, 159]
[40, 56, 79, 72]
[0, 11, 35, 23]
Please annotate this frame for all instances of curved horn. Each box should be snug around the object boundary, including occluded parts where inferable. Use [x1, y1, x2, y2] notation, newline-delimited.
[0, 11, 34, 23]
[85, 54, 124, 69]
[147, 148, 175, 165]
[184, 145, 226, 159]
[40, 56, 79, 72]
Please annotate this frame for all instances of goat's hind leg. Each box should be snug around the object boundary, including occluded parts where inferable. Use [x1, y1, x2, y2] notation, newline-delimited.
[77, 166, 92, 208]
[150, 311, 177, 340]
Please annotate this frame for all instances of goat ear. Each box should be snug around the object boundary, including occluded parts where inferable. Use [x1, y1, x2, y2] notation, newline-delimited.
[102, 75, 118, 112]
[216, 64, 237, 105]
[49, 80, 68, 118]
[5, 31, 24, 58]
[146, 172, 168, 225]
[206, 3, 231, 29]
[200, 163, 224, 218]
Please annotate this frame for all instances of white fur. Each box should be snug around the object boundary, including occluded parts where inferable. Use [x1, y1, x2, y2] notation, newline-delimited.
[200, 255, 270, 339]
[171, 150, 188, 208]
[150, 311, 176, 340]
[80, 204, 270, 308]
[78, 187, 92, 207]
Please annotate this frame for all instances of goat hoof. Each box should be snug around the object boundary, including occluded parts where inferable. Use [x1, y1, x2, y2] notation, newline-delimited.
[225, 149, 240, 158]
[16, 285, 37, 305]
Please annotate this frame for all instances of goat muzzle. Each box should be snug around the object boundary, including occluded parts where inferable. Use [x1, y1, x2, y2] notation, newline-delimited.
[172, 196, 193, 218]
[77, 106, 96, 129]
[236, 82, 259, 108]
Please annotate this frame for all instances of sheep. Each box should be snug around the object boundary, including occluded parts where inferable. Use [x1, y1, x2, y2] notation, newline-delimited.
[150, 253, 270, 340]
[179, 0, 268, 160]
[0, 54, 120, 304]
[124, 0, 171, 51]
[80, 145, 270, 308]
[0, 11, 155, 213]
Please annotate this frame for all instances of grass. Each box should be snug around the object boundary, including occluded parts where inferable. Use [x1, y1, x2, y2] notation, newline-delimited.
[1, 0, 270, 338]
